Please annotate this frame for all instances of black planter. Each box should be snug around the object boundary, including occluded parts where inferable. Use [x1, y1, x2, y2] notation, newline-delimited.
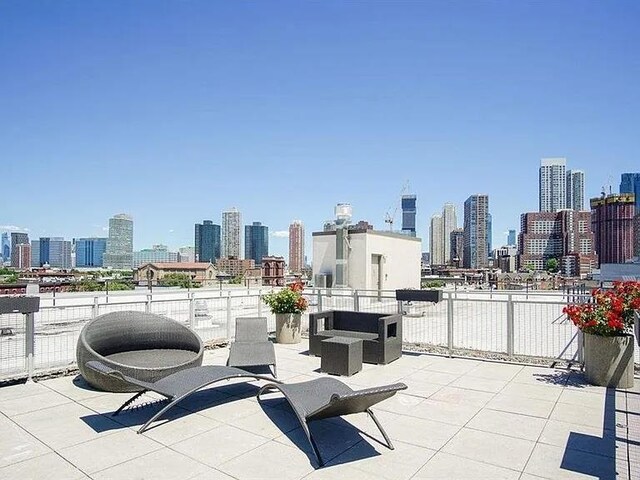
[395, 289, 443, 303]
[0, 296, 40, 314]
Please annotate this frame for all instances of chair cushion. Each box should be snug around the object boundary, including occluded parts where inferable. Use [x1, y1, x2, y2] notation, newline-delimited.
[228, 342, 276, 367]
[105, 349, 199, 369]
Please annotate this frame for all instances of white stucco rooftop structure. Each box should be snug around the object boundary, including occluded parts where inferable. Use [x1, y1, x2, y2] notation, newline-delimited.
[312, 228, 421, 290]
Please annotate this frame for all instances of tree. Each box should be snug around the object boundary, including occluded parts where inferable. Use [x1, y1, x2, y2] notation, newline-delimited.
[545, 258, 559, 273]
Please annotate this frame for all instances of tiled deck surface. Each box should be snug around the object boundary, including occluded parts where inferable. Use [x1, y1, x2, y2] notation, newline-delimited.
[0, 340, 638, 480]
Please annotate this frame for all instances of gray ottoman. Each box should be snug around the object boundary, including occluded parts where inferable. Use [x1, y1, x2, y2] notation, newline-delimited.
[321, 337, 363, 376]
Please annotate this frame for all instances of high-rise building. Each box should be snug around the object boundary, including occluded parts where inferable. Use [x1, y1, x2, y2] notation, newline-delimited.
[401, 195, 417, 237]
[487, 213, 493, 259]
[518, 210, 596, 276]
[507, 229, 517, 246]
[75, 238, 107, 268]
[10, 232, 29, 268]
[222, 208, 242, 258]
[620, 173, 640, 257]
[15, 243, 31, 269]
[429, 214, 444, 265]
[463, 194, 490, 268]
[442, 203, 457, 263]
[289, 220, 305, 273]
[245, 222, 269, 265]
[539, 158, 567, 213]
[590, 193, 635, 264]
[450, 228, 464, 266]
[103, 214, 134, 269]
[30, 240, 40, 267]
[195, 220, 221, 263]
[1, 232, 9, 263]
[32, 237, 72, 268]
[566, 170, 585, 211]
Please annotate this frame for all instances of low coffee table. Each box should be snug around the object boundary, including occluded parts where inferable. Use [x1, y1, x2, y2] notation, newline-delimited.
[321, 336, 363, 376]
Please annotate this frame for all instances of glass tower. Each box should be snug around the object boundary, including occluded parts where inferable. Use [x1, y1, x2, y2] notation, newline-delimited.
[244, 222, 269, 265]
[195, 220, 221, 263]
[401, 195, 417, 237]
[539, 158, 566, 212]
[76, 238, 107, 267]
[1, 232, 9, 262]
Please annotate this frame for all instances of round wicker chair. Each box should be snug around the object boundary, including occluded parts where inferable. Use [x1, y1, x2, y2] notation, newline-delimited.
[77, 311, 204, 392]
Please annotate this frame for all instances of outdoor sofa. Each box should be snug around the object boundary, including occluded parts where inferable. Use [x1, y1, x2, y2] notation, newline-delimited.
[309, 310, 402, 364]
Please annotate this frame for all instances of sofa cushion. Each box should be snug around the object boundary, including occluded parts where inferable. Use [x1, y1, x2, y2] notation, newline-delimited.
[316, 329, 379, 341]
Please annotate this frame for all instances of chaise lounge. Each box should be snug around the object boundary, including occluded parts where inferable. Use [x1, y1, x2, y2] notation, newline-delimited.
[85, 360, 280, 433]
[258, 377, 407, 466]
[309, 310, 402, 364]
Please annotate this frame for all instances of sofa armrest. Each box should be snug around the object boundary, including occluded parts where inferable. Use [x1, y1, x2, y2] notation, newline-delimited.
[310, 311, 334, 335]
[378, 314, 402, 341]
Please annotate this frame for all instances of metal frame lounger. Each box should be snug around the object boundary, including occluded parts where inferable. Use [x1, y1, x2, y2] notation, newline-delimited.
[227, 317, 277, 377]
[86, 360, 280, 434]
[257, 377, 407, 466]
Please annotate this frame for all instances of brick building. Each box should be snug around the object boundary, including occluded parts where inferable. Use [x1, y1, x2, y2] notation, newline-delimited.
[590, 193, 635, 264]
[518, 210, 597, 277]
[262, 256, 285, 286]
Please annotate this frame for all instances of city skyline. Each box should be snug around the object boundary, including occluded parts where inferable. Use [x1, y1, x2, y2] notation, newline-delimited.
[2, 3, 639, 257]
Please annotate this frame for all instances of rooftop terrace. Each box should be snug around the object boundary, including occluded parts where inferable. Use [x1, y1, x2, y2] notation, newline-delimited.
[1, 340, 638, 480]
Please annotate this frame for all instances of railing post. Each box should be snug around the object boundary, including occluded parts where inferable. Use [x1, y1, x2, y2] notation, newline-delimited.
[258, 290, 262, 318]
[354, 290, 360, 312]
[506, 295, 514, 357]
[92, 296, 99, 319]
[146, 294, 152, 313]
[397, 300, 403, 315]
[447, 294, 454, 356]
[226, 292, 233, 341]
[25, 312, 35, 381]
[317, 290, 323, 312]
[188, 292, 195, 329]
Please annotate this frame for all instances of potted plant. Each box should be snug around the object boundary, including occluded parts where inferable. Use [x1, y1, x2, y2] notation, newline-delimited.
[263, 281, 308, 344]
[564, 281, 640, 388]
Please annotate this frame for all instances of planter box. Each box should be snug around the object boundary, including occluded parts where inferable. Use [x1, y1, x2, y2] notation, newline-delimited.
[584, 332, 634, 389]
[0, 296, 40, 314]
[395, 289, 443, 303]
[275, 313, 302, 344]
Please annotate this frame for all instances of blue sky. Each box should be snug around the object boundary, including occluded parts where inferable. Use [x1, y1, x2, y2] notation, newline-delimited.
[2, 1, 639, 258]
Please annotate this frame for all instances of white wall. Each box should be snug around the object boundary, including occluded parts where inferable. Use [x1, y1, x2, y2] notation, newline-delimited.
[312, 231, 421, 290]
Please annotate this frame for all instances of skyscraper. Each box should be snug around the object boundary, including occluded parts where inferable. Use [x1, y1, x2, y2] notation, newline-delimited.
[487, 213, 492, 259]
[507, 229, 517, 246]
[442, 203, 457, 263]
[103, 214, 134, 269]
[463, 194, 490, 269]
[1, 232, 9, 263]
[245, 222, 269, 265]
[10, 232, 29, 268]
[429, 214, 444, 265]
[195, 220, 221, 263]
[289, 220, 305, 273]
[222, 208, 241, 258]
[15, 243, 31, 269]
[566, 170, 585, 211]
[401, 195, 417, 237]
[75, 238, 107, 267]
[539, 158, 566, 212]
[450, 228, 464, 266]
[32, 237, 72, 268]
[590, 193, 635, 264]
[620, 172, 640, 257]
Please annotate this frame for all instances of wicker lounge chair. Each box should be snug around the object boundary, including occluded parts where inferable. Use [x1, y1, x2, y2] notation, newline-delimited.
[257, 377, 407, 466]
[86, 360, 280, 434]
[227, 317, 277, 377]
[77, 311, 204, 392]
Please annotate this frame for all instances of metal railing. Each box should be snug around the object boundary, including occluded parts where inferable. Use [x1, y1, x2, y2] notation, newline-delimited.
[1, 287, 623, 381]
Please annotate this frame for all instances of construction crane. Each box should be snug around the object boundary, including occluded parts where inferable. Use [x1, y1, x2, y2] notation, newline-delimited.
[384, 180, 411, 231]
